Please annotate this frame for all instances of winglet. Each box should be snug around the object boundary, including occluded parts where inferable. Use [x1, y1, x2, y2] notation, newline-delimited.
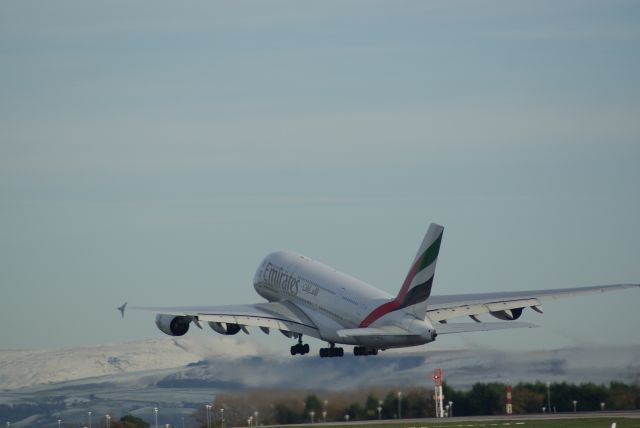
[118, 302, 127, 318]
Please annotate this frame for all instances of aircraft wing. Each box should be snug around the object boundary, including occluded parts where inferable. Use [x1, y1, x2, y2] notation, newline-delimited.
[435, 321, 537, 334]
[131, 300, 320, 339]
[426, 283, 639, 323]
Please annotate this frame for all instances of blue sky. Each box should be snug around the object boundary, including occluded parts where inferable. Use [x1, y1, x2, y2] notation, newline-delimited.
[1, 1, 639, 351]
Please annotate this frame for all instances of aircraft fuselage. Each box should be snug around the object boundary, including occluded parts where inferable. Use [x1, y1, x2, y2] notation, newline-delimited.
[253, 251, 436, 348]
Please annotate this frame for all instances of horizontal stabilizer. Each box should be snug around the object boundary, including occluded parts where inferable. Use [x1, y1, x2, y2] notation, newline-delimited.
[435, 321, 537, 334]
[337, 326, 416, 338]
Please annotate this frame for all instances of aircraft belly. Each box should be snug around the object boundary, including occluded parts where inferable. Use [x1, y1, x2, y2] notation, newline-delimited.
[292, 304, 348, 342]
[351, 335, 426, 348]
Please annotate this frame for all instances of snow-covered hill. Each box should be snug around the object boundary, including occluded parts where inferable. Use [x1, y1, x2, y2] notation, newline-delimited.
[0, 337, 259, 390]
[1, 338, 639, 392]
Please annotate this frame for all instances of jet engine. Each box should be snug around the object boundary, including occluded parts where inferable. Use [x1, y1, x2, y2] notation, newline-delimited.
[208, 321, 241, 335]
[155, 314, 191, 336]
[489, 307, 524, 320]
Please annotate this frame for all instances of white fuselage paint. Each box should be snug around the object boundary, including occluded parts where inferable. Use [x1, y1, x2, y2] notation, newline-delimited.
[253, 251, 436, 348]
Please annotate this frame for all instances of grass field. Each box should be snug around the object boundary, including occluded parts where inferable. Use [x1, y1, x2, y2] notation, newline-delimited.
[405, 420, 638, 427]
[282, 419, 639, 428]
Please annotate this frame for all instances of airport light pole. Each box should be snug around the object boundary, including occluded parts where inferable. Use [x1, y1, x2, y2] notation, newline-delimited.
[220, 407, 225, 428]
[88, 411, 92, 428]
[397, 391, 402, 419]
[154, 407, 158, 428]
[106, 414, 111, 428]
[58, 419, 61, 428]
[206, 404, 212, 428]
[546, 382, 551, 413]
[572, 400, 577, 412]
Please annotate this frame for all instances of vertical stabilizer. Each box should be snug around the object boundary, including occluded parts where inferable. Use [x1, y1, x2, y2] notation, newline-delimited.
[359, 223, 444, 327]
[399, 222, 444, 318]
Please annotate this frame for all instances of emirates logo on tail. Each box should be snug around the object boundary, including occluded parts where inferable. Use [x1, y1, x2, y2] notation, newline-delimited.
[359, 224, 443, 327]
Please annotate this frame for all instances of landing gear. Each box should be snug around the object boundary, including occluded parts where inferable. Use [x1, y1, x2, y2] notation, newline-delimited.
[353, 346, 378, 356]
[319, 343, 344, 358]
[290, 335, 310, 355]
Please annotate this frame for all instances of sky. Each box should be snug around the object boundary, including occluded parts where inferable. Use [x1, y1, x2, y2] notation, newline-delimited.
[1, 1, 639, 352]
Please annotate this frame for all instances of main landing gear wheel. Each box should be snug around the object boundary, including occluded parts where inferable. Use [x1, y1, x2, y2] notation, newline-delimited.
[290, 336, 310, 356]
[319, 343, 344, 358]
[353, 346, 378, 356]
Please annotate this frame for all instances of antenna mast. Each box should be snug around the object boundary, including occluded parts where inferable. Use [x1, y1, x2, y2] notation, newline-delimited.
[432, 368, 445, 417]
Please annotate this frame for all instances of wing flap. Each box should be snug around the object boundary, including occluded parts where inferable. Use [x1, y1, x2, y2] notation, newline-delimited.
[435, 321, 537, 334]
[427, 283, 639, 322]
[197, 313, 318, 337]
[428, 298, 540, 322]
[131, 301, 320, 338]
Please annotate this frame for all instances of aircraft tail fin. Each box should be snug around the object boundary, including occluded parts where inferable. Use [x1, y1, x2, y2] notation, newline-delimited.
[398, 222, 444, 318]
[359, 223, 443, 327]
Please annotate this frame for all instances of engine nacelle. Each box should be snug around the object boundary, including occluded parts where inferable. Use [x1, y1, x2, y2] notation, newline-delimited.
[490, 307, 524, 321]
[155, 314, 191, 336]
[208, 321, 241, 335]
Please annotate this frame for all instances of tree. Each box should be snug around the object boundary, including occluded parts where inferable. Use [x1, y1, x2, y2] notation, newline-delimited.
[443, 382, 470, 416]
[576, 383, 608, 411]
[512, 385, 545, 414]
[343, 402, 364, 420]
[382, 391, 400, 419]
[117, 415, 150, 428]
[404, 389, 431, 418]
[550, 382, 580, 412]
[363, 394, 380, 419]
[273, 402, 301, 425]
[467, 382, 504, 415]
[609, 381, 638, 410]
[304, 394, 323, 420]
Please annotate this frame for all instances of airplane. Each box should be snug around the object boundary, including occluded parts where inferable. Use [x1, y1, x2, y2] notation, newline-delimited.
[122, 223, 639, 358]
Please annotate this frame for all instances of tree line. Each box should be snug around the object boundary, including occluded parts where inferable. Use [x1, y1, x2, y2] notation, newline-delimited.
[191, 381, 639, 426]
[39, 381, 639, 427]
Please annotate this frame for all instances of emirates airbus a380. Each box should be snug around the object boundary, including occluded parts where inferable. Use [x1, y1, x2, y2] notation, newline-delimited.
[123, 223, 639, 358]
